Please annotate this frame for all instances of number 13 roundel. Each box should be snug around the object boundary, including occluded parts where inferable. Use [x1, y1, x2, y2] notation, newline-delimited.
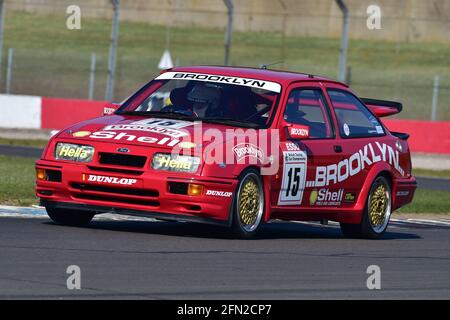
[278, 147, 308, 206]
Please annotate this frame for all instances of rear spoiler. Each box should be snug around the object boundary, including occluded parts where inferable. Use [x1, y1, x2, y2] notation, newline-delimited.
[361, 98, 403, 118]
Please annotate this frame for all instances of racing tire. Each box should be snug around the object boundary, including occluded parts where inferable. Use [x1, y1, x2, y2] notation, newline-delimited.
[46, 207, 95, 227]
[231, 169, 265, 239]
[340, 176, 392, 239]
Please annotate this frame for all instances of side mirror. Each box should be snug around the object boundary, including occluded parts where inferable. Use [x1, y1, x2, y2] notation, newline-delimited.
[285, 124, 310, 140]
[103, 102, 120, 115]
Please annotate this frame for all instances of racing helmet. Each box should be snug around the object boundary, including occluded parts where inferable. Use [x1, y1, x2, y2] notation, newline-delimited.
[187, 84, 222, 117]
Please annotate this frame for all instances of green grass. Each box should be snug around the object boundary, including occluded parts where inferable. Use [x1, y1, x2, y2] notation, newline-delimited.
[0, 138, 48, 148]
[0, 154, 449, 213]
[414, 169, 450, 179]
[2, 11, 449, 119]
[397, 189, 450, 214]
[0, 155, 37, 206]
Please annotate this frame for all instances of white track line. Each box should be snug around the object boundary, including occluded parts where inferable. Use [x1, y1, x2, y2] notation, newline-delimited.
[0, 205, 449, 227]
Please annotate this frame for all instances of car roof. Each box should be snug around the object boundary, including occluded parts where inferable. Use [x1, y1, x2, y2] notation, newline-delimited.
[169, 65, 348, 88]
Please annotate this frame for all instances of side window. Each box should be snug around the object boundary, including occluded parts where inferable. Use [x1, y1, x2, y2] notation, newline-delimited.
[328, 90, 385, 138]
[283, 89, 333, 139]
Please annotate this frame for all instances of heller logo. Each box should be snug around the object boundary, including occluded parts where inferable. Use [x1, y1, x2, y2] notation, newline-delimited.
[155, 155, 192, 170]
[83, 174, 137, 185]
[58, 145, 90, 159]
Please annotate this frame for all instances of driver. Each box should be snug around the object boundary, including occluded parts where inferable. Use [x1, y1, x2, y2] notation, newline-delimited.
[186, 84, 222, 117]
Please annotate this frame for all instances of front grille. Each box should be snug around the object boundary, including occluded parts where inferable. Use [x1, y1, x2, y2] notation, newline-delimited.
[71, 183, 159, 197]
[87, 166, 143, 175]
[73, 193, 159, 207]
[98, 153, 147, 168]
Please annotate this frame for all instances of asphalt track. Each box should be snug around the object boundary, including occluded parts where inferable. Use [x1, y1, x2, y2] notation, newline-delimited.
[0, 208, 449, 299]
[1, 144, 449, 191]
[1, 144, 450, 299]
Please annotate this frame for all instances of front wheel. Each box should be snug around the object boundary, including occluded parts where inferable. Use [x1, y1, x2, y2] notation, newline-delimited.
[340, 176, 392, 239]
[46, 207, 95, 226]
[231, 170, 265, 239]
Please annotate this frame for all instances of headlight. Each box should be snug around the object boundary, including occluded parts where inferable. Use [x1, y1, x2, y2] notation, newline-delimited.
[152, 153, 200, 173]
[55, 143, 95, 162]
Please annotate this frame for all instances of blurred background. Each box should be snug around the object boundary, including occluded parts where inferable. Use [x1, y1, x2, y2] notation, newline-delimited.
[0, 0, 449, 120]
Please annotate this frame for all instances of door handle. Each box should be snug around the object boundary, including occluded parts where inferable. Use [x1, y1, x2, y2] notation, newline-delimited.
[334, 145, 343, 153]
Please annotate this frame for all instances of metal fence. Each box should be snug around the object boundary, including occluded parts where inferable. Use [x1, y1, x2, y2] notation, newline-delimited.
[0, 2, 449, 121]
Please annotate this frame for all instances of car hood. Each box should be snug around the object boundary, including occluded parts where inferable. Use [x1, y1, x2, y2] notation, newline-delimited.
[56, 115, 246, 150]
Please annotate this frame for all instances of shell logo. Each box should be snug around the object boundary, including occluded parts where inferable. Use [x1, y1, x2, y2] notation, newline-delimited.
[309, 189, 318, 205]
[72, 131, 91, 137]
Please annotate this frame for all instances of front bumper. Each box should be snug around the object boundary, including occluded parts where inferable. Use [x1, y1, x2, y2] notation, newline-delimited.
[41, 199, 231, 226]
[36, 159, 237, 223]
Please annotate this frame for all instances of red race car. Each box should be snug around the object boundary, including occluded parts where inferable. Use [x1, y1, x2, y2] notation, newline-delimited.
[36, 66, 416, 239]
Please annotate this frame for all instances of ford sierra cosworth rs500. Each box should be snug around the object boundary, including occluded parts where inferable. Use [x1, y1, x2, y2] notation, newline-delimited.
[36, 66, 416, 239]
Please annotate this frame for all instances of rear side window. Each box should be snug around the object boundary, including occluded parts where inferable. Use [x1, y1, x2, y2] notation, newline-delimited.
[283, 89, 333, 139]
[327, 90, 385, 138]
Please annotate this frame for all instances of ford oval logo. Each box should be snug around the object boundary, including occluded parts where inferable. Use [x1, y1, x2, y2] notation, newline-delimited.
[117, 148, 129, 153]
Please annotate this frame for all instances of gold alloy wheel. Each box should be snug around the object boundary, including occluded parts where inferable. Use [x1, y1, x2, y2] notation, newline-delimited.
[368, 179, 391, 233]
[237, 173, 264, 232]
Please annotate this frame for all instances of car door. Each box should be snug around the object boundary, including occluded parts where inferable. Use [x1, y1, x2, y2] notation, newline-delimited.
[272, 83, 340, 209]
[322, 86, 392, 207]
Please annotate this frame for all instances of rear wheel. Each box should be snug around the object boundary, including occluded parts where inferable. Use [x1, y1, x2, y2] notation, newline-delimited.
[340, 176, 392, 239]
[231, 169, 265, 239]
[46, 207, 95, 226]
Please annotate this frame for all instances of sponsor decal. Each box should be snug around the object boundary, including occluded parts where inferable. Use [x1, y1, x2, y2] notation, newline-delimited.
[278, 150, 308, 206]
[178, 141, 197, 149]
[233, 143, 264, 162]
[288, 125, 309, 139]
[103, 118, 192, 138]
[343, 123, 350, 136]
[153, 154, 193, 170]
[285, 142, 300, 151]
[156, 72, 282, 93]
[205, 190, 233, 198]
[396, 191, 410, 197]
[310, 188, 344, 206]
[344, 192, 356, 203]
[57, 144, 91, 160]
[103, 107, 116, 115]
[82, 174, 137, 186]
[307, 142, 405, 187]
[309, 189, 318, 205]
[72, 131, 91, 137]
[88, 131, 180, 147]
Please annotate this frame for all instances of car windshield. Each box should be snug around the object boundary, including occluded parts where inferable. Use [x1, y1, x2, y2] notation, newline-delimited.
[117, 73, 281, 128]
